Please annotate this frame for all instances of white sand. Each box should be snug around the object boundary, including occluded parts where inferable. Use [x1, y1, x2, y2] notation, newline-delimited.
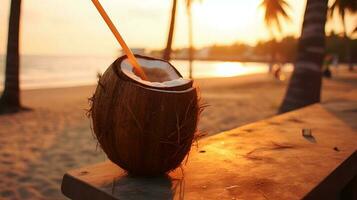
[0, 71, 356, 199]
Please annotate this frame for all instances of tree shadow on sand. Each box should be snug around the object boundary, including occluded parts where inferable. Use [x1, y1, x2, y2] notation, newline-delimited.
[0, 105, 32, 115]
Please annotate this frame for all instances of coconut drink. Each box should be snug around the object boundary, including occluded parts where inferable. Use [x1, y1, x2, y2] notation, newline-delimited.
[89, 0, 200, 176]
[90, 55, 200, 176]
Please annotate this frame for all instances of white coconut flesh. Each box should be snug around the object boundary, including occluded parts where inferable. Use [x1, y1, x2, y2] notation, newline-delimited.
[121, 58, 190, 88]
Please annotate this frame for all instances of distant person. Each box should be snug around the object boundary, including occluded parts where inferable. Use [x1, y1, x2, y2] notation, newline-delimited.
[273, 53, 285, 81]
[273, 63, 282, 80]
[332, 54, 339, 75]
[323, 54, 333, 78]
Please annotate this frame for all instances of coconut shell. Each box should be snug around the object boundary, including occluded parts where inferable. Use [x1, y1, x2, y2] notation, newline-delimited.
[90, 55, 200, 176]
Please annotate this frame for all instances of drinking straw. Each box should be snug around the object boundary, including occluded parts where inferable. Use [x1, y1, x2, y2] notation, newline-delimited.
[91, 0, 148, 80]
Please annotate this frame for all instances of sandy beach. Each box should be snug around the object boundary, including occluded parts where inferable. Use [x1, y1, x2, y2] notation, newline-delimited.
[0, 71, 356, 199]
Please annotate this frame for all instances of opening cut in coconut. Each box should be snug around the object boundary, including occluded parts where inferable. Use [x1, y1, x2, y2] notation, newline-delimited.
[121, 57, 190, 88]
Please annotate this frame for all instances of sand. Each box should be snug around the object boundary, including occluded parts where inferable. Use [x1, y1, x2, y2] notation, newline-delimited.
[0, 70, 356, 199]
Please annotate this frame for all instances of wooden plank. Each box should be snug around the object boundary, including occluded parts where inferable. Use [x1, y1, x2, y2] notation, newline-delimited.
[61, 102, 357, 200]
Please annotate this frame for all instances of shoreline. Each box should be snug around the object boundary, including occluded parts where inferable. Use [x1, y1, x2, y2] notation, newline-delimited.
[18, 73, 269, 92]
[1, 65, 272, 91]
[1, 54, 356, 64]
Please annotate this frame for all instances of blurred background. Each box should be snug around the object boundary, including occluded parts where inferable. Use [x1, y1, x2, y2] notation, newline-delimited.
[0, 0, 355, 89]
[0, 0, 356, 199]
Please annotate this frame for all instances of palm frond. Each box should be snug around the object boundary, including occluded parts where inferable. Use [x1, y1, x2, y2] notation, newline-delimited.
[185, 0, 202, 9]
[329, 0, 356, 35]
[260, 0, 292, 33]
[330, 0, 357, 18]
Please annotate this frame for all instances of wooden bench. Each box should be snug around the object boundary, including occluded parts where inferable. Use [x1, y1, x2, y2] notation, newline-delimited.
[61, 101, 357, 200]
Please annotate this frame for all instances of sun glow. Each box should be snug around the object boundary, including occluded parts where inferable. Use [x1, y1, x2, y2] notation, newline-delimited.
[213, 62, 265, 77]
[0, 0, 310, 55]
[190, 0, 265, 46]
[194, 2, 258, 31]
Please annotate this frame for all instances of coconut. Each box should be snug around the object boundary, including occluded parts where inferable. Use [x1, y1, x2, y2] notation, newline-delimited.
[89, 55, 201, 176]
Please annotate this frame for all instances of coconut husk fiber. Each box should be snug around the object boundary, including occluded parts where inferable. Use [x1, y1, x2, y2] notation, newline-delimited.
[89, 55, 201, 176]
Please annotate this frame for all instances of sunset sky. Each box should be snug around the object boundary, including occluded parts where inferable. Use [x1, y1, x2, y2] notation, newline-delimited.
[0, 0, 356, 56]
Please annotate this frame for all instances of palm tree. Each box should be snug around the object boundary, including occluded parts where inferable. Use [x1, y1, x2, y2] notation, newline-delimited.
[185, 0, 194, 79]
[279, 0, 328, 113]
[163, 0, 178, 61]
[0, 0, 23, 114]
[329, 0, 356, 71]
[163, 0, 201, 79]
[260, 0, 291, 73]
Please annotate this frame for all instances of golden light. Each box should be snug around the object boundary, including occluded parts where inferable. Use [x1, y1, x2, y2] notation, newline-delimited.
[193, 0, 261, 32]
[213, 62, 265, 77]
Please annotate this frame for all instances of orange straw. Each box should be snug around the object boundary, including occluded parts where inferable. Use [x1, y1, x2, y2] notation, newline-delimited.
[91, 0, 148, 80]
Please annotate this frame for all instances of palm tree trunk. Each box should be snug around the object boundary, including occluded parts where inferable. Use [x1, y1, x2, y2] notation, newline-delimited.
[279, 0, 328, 113]
[163, 0, 177, 61]
[188, 9, 194, 79]
[342, 16, 353, 71]
[268, 29, 275, 73]
[0, 0, 22, 113]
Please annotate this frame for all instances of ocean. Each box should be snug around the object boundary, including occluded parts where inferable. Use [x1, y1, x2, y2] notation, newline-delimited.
[0, 55, 293, 89]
